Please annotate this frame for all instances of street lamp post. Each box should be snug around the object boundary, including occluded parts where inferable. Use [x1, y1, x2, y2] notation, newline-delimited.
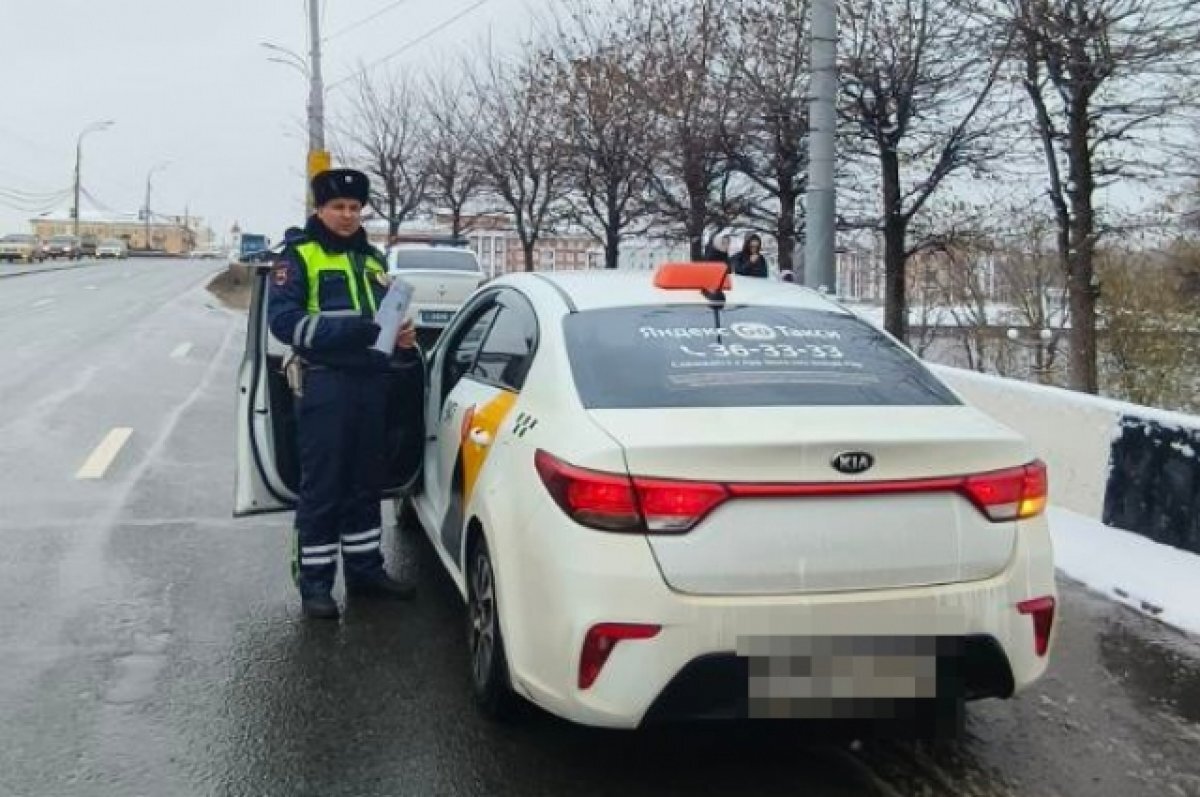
[73, 119, 114, 239]
[262, 0, 328, 215]
[1006, 327, 1056, 384]
[805, 0, 837, 293]
[144, 161, 170, 252]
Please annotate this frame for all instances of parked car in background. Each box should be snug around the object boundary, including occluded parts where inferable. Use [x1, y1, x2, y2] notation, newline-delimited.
[190, 246, 226, 260]
[44, 235, 81, 260]
[386, 235, 487, 348]
[79, 234, 99, 258]
[232, 232, 270, 263]
[0, 234, 46, 263]
[96, 238, 128, 259]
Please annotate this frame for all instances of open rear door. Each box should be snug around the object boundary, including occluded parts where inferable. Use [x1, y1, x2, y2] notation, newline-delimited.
[234, 263, 426, 517]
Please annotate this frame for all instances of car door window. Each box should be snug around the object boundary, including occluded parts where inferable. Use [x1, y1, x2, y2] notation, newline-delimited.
[469, 293, 538, 392]
[441, 304, 499, 401]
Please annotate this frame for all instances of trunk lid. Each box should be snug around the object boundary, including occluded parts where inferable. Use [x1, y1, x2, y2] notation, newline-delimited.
[587, 406, 1030, 595]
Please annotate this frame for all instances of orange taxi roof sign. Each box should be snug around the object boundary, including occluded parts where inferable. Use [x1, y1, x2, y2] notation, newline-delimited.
[653, 262, 731, 291]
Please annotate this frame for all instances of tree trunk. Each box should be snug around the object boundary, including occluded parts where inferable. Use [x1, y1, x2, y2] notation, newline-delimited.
[605, 189, 621, 269]
[522, 239, 536, 272]
[1065, 102, 1100, 394]
[388, 196, 400, 238]
[881, 150, 908, 342]
[605, 227, 620, 270]
[777, 189, 797, 277]
[688, 187, 707, 261]
[686, 155, 707, 261]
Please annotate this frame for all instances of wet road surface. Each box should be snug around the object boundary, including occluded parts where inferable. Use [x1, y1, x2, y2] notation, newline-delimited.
[0, 260, 1198, 796]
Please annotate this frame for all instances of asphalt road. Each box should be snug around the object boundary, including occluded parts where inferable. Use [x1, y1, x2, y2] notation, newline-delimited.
[1, 259, 1198, 797]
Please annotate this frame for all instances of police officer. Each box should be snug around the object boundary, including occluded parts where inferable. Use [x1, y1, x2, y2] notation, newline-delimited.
[268, 168, 419, 620]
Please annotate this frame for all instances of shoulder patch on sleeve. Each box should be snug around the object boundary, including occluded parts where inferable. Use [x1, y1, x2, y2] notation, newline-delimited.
[272, 262, 291, 287]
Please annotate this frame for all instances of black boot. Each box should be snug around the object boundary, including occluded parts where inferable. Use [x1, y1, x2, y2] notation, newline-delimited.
[302, 593, 340, 620]
[346, 572, 416, 601]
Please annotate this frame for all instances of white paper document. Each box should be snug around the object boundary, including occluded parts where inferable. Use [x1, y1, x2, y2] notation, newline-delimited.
[372, 277, 415, 354]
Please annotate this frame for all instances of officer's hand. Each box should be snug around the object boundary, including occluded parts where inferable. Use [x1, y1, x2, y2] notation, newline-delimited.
[396, 319, 417, 350]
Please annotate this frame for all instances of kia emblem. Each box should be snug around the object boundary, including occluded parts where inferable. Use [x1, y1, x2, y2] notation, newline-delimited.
[832, 451, 874, 475]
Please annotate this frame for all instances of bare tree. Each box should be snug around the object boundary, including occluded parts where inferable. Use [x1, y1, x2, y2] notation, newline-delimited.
[339, 71, 430, 237]
[1099, 247, 1200, 412]
[1000, 0, 1200, 393]
[725, 0, 811, 279]
[991, 221, 1069, 384]
[470, 49, 571, 271]
[546, 2, 656, 269]
[422, 70, 486, 238]
[840, 0, 1011, 343]
[623, 0, 750, 259]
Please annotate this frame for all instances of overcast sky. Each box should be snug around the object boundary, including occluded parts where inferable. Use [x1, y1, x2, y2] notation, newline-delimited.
[0, 0, 548, 241]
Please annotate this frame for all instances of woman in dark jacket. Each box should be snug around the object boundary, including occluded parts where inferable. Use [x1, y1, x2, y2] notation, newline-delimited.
[731, 234, 770, 278]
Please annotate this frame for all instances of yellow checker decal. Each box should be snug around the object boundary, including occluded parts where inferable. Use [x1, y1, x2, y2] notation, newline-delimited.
[460, 390, 518, 505]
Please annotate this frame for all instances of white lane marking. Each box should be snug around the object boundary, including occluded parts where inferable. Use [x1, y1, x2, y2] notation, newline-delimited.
[170, 342, 193, 359]
[33, 297, 55, 308]
[75, 427, 134, 480]
[85, 285, 99, 291]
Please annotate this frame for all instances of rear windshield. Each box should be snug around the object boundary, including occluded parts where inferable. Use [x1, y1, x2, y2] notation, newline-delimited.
[49, 236, 76, 243]
[389, 249, 480, 273]
[563, 305, 960, 409]
[3, 234, 35, 242]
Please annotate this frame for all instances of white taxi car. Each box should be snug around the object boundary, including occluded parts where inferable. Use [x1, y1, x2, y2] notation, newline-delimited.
[235, 262, 1057, 731]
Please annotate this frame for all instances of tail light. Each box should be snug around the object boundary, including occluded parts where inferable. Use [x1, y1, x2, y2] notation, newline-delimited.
[535, 450, 1049, 532]
[579, 623, 661, 689]
[962, 461, 1048, 521]
[534, 450, 726, 533]
[1017, 596, 1056, 657]
[534, 450, 641, 531]
[632, 477, 727, 532]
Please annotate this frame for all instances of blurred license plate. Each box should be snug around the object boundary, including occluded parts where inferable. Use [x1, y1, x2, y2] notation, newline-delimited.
[420, 310, 454, 325]
[739, 636, 940, 718]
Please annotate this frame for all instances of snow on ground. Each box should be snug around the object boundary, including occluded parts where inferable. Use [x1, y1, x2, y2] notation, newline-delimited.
[1050, 506, 1200, 636]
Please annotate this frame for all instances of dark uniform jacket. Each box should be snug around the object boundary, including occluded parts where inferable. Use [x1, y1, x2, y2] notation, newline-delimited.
[267, 216, 418, 373]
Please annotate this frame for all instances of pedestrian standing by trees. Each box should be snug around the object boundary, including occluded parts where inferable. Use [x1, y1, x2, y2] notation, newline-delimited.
[267, 168, 421, 620]
[703, 233, 732, 265]
[732, 233, 770, 277]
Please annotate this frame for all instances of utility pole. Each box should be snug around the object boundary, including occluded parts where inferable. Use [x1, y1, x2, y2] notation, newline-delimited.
[144, 161, 169, 252]
[306, 0, 329, 212]
[73, 120, 113, 239]
[73, 138, 82, 240]
[262, 3, 329, 214]
[804, 0, 837, 294]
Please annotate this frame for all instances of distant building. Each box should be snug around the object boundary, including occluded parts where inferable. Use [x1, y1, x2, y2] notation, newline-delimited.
[368, 212, 693, 279]
[30, 209, 211, 255]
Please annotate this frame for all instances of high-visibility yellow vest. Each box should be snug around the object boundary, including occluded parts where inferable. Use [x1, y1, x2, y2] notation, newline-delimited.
[293, 240, 385, 316]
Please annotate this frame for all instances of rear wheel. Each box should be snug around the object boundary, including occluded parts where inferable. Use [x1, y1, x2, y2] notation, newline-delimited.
[467, 535, 519, 720]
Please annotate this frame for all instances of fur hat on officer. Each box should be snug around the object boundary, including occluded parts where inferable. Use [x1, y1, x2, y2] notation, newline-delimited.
[311, 168, 370, 207]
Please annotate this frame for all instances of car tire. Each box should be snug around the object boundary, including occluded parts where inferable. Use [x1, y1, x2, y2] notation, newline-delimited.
[467, 534, 519, 721]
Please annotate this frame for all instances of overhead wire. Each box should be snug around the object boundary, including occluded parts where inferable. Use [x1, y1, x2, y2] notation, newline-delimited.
[323, 0, 418, 43]
[327, 0, 492, 91]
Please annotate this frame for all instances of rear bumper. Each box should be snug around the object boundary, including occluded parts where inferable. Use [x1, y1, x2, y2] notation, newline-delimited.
[642, 634, 1013, 725]
[495, 500, 1056, 729]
